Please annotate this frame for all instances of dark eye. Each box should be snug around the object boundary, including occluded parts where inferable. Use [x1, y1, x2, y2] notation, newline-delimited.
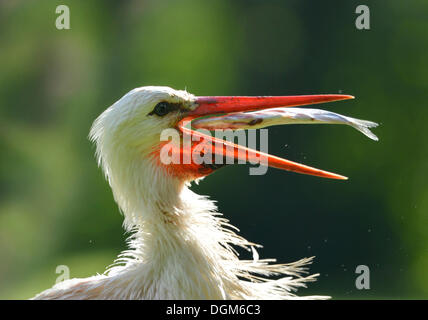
[151, 102, 171, 117]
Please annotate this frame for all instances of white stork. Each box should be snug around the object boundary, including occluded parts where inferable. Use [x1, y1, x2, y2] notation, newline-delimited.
[33, 86, 377, 299]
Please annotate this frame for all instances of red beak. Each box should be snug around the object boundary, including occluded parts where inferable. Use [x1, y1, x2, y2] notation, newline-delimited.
[177, 94, 355, 180]
[189, 94, 354, 116]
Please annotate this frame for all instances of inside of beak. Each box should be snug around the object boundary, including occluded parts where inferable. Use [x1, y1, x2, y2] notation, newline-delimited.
[177, 94, 377, 180]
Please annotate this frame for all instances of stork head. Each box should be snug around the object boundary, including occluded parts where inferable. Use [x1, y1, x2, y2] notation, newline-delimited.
[90, 86, 377, 221]
[90, 86, 197, 172]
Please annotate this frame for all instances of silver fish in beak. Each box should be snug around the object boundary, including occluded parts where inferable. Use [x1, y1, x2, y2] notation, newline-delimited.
[192, 107, 378, 141]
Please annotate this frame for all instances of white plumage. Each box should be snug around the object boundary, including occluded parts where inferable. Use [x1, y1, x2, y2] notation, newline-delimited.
[33, 86, 377, 300]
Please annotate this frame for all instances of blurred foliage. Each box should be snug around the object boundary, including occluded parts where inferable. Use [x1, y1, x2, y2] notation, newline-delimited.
[0, 0, 427, 299]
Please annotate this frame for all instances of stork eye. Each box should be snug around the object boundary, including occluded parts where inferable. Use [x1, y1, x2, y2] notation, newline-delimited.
[151, 102, 171, 117]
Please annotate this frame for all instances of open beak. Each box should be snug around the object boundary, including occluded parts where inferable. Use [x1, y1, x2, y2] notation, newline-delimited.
[177, 94, 378, 180]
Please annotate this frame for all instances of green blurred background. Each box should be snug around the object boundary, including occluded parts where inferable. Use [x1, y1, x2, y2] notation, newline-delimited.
[0, 0, 427, 299]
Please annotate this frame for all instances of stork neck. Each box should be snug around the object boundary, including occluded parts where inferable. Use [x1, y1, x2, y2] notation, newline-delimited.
[105, 150, 193, 229]
[105, 184, 232, 299]
[105, 151, 235, 297]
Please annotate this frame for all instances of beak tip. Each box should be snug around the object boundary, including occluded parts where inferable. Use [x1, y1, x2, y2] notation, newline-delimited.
[340, 95, 355, 101]
[326, 172, 348, 180]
